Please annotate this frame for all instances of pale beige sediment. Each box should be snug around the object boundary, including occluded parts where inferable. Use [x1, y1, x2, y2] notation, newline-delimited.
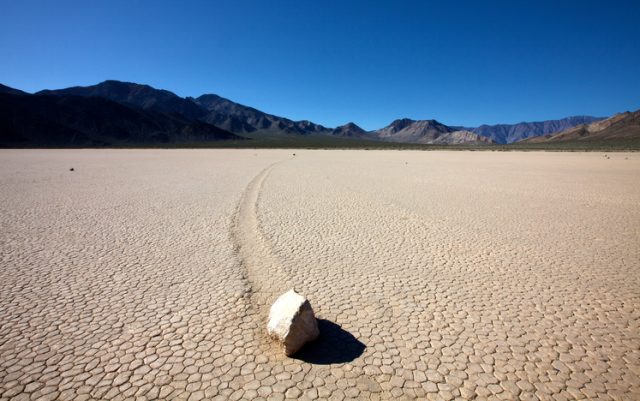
[232, 159, 293, 312]
[0, 149, 639, 400]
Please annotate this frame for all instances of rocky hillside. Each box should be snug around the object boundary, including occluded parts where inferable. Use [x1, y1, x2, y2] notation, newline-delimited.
[194, 94, 330, 135]
[471, 116, 604, 144]
[521, 110, 640, 143]
[0, 86, 242, 147]
[38, 80, 332, 136]
[331, 122, 368, 138]
[38, 80, 207, 120]
[432, 130, 494, 145]
[374, 119, 493, 144]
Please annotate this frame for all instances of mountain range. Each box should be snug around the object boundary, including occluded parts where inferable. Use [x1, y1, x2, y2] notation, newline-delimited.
[1, 80, 635, 148]
[520, 110, 640, 144]
[469, 116, 605, 144]
[0, 83, 242, 147]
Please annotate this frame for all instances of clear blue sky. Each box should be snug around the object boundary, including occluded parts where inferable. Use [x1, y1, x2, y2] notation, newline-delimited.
[2, 0, 639, 130]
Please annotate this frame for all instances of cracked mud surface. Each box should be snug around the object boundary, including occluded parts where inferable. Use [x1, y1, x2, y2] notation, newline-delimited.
[1, 149, 639, 400]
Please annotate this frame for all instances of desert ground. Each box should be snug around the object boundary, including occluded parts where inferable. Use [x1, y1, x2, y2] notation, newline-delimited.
[1, 149, 639, 401]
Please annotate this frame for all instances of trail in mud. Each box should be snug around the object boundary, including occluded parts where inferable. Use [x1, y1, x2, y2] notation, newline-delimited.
[231, 160, 293, 317]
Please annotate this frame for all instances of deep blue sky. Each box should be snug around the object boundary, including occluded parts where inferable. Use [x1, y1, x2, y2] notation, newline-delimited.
[2, 1, 639, 129]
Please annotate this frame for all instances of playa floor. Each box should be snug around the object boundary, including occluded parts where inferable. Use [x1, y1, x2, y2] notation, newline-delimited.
[1, 149, 639, 401]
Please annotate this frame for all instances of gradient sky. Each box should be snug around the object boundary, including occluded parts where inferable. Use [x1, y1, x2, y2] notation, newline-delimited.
[2, 0, 639, 130]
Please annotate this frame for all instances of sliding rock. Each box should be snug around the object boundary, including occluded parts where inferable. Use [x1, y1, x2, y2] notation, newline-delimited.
[267, 289, 320, 356]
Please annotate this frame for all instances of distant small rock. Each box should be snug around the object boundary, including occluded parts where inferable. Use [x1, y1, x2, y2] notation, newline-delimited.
[69, 168, 74, 171]
[267, 289, 319, 356]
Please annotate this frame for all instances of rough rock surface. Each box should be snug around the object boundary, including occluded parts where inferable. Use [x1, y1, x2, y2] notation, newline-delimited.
[267, 289, 320, 356]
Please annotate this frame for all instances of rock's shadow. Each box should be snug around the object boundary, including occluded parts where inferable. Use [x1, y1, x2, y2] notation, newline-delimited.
[293, 319, 366, 364]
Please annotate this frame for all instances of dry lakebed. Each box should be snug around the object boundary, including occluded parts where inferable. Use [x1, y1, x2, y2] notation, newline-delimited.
[1, 149, 639, 400]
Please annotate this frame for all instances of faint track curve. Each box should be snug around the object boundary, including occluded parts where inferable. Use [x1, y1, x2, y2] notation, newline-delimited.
[231, 159, 293, 315]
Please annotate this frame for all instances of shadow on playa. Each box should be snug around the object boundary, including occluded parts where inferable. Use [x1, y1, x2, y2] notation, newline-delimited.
[293, 319, 366, 364]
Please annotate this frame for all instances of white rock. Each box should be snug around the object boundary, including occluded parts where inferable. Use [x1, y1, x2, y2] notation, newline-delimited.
[267, 289, 320, 356]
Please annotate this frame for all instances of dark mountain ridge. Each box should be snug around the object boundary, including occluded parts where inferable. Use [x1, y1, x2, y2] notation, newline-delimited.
[37, 80, 207, 120]
[193, 93, 330, 135]
[0, 86, 242, 147]
[331, 122, 368, 138]
[38, 80, 332, 136]
[0, 83, 28, 96]
[1, 80, 622, 147]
